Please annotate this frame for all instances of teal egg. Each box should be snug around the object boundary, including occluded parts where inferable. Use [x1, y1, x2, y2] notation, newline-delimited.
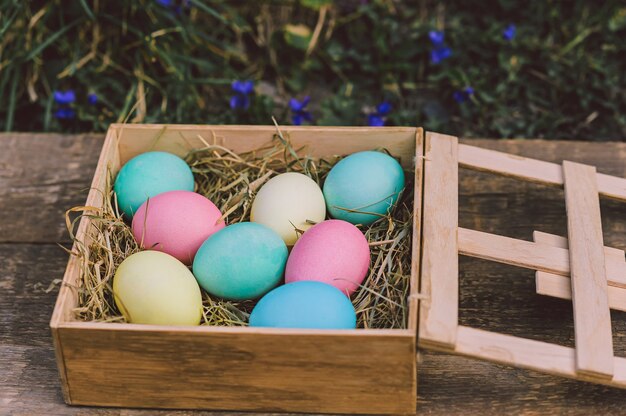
[249, 281, 357, 329]
[114, 151, 194, 218]
[323, 151, 405, 226]
[192, 222, 288, 300]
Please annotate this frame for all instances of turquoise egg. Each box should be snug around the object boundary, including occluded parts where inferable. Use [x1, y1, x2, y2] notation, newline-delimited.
[323, 151, 405, 226]
[249, 281, 357, 329]
[192, 222, 288, 300]
[114, 151, 194, 218]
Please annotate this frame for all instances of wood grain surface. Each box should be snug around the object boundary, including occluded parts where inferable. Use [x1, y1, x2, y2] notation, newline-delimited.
[0, 133, 103, 244]
[419, 132, 459, 348]
[562, 161, 614, 378]
[3, 133, 626, 415]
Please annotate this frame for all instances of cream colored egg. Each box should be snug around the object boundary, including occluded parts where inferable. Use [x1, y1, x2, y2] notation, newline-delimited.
[113, 251, 203, 326]
[251, 172, 326, 245]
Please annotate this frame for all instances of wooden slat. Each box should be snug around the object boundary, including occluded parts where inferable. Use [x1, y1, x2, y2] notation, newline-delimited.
[536, 271, 626, 312]
[440, 326, 626, 386]
[458, 144, 626, 201]
[459, 227, 571, 275]
[419, 132, 459, 348]
[532, 231, 626, 288]
[460, 228, 626, 288]
[534, 231, 626, 311]
[563, 161, 613, 379]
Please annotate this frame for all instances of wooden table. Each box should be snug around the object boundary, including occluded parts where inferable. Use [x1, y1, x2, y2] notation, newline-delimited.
[2, 133, 626, 415]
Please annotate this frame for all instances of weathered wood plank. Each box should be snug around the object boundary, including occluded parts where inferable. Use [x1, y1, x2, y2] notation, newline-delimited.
[562, 161, 614, 379]
[420, 132, 459, 348]
[0, 133, 104, 244]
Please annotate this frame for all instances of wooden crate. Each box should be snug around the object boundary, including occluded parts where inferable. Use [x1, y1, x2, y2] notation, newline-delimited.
[419, 132, 626, 387]
[50, 124, 424, 415]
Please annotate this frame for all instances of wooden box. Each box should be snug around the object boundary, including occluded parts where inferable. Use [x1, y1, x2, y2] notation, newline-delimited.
[50, 124, 424, 414]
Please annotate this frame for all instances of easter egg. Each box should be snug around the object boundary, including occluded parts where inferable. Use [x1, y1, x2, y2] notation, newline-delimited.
[131, 190, 225, 265]
[251, 172, 326, 245]
[113, 251, 203, 326]
[249, 281, 356, 329]
[114, 151, 195, 218]
[192, 222, 288, 300]
[323, 151, 405, 226]
[285, 219, 370, 295]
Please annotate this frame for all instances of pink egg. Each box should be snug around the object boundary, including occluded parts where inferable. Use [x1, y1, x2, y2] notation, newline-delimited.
[285, 219, 370, 295]
[132, 190, 225, 265]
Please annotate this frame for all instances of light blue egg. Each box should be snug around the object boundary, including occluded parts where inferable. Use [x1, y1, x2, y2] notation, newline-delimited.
[192, 222, 288, 300]
[323, 151, 405, 226]
[249, 281, 357, 329]
[113, 151, 194, 218]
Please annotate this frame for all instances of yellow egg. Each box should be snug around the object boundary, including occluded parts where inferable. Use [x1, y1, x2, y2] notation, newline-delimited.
[251, 172, 326, 245]
[113, 251, 203, 325]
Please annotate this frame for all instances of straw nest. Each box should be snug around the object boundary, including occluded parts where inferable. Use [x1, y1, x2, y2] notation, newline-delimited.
[67, 126, 415, 329]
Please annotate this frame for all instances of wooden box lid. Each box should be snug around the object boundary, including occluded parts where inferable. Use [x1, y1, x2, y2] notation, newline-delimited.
[418, 132, 626, 389]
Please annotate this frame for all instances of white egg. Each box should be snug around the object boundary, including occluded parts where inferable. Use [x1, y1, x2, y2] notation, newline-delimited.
[250, 172, 326, 245]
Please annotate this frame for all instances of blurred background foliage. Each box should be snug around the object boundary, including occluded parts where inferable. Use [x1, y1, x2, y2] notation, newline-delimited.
[0, 0, 625, 139]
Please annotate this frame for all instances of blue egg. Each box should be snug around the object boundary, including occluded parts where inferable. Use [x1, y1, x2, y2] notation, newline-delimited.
[323, 151, 405, 226]
[249, 281, 357, 329]
[114, 151, 194, 218]
[193, 222, 288, 300]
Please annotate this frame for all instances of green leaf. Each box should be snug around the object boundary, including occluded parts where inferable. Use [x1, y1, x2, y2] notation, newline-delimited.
[79, 0, 95, 20]
[284, 24, 312, 51]
[26, 20, 80, 61]
[608, 8, 626, 31]
[301, 0, 333, 10]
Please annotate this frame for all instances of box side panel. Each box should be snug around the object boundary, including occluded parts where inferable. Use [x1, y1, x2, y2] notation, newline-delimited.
[408, 127, 424, 332]
[114, 124, 417, 169]
[50, 327, 71, 403]
[50, 126, 121, 404]
[50, 126, 121, 328]
[58, 326, 416, 414]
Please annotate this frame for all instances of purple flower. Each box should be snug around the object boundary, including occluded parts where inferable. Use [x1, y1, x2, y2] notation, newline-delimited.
[368, 114, 385, 127]
[289, 96, 310, 112]
[367, 101, 392, 126]
[53, 90, 76, 105]
[87, 93, 98, 105]
[230, 80, 254, 110]
[289, 96, 312, 126]
[54, 107, 76, 119]
[429, 30, 445, 46]
[453, 87, 475, 103]
[231, 80, 254, 95]
[503, 24, 516, 41]
[157, 0, 192, 15]
[431, 46, 452, 64]
[376, 101, 392, 115]
[292, 113, 313, 126]
[229, 94, 250, 110]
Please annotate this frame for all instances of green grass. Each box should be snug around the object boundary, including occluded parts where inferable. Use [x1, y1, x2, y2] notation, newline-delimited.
[0, 0, 624, 139]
